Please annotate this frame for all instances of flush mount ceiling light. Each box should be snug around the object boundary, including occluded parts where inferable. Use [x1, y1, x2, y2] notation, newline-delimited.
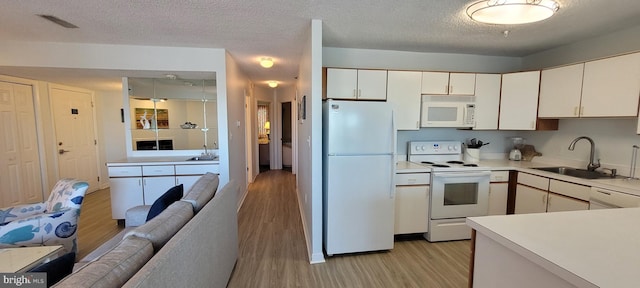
[466, 0, 560, 25]
[268, 81, 278, 88]
[260, 57, 274, 68]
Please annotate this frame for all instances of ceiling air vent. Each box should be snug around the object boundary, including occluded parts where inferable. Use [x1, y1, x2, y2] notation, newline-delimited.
[38, 15, 78, 28]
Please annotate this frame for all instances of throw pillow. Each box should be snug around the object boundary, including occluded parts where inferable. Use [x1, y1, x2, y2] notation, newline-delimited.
[146, 184, 184, 221]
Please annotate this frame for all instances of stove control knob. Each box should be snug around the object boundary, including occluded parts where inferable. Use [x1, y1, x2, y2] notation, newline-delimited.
[448, 145, 453, 151]
[420, 145, 426, 151]
[453, 145, 458, 151]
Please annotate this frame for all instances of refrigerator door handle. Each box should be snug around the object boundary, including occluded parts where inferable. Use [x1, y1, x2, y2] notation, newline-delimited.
[390, 109, 397, 199]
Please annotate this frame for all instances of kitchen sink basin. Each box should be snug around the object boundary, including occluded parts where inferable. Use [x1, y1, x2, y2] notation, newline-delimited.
[533, 166, 617, 179]
[186, 156, 218, 161]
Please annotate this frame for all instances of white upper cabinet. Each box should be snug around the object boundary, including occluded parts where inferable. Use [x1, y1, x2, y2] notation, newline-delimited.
[421, 72, 475, 95]
[386, 71, 422, 130]
[499, 71, 541, 130]
[473, 74, 501, 130]
[326, 68, 358, 99]
[326, 68, 387, 100]
[538, 63, 584, 118]
[449, 73, 476, 95]
[581, 52, 640, 117]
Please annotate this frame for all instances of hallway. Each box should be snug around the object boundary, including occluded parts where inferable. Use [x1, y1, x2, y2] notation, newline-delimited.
[227, 170, 471, 288]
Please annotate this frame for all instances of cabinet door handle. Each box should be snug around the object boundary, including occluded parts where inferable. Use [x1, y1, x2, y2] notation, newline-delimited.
[574, 106, 579, 116]
[353, 89, 357, 98]
[542, 194, 547, 205]
[449, 85, 453, 94]
[358, 89, 362, 98]
[445, 85, 449, 94]
[580, 106, 584, 115]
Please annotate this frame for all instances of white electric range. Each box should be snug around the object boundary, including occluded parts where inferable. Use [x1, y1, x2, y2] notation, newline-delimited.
[408, 141, 490, 242]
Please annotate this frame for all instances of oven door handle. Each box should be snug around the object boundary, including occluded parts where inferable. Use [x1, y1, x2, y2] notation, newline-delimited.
[433, 171, 491, 178]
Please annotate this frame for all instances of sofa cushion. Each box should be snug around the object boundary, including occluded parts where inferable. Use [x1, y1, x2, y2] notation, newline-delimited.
[124, 201, 193, 251]
[181, 173, 219, 212]
[54, 236, 153, 288]
[146, 184, 183, 221]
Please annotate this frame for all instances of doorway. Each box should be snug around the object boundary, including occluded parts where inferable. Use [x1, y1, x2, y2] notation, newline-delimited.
[282, 102, 292, 172]
[50, 85, 100, 192]
[257, 102, 270, 173]
[0, 81, 44, 207]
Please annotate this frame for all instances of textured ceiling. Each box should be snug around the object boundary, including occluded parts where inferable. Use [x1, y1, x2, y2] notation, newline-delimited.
[1, 0, 640, 91]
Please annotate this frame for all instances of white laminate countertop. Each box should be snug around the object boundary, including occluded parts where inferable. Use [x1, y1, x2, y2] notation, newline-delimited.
[467, 208, 640, 288]
[396, 161, 430, 173]
[106, 156, 219, 166]
[400, 158, 640, 197]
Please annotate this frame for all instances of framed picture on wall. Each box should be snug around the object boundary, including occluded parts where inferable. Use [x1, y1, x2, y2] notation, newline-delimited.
[135, 108, 169, 129]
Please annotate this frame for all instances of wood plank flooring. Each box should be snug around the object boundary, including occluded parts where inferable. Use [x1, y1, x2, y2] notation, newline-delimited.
[228, 170, 471, 288]
[76, 188, 124, 260]
[76, 171, 471, 287]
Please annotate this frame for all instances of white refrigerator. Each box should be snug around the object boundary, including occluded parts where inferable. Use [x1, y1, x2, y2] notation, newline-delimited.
[323, 100, 396, 255]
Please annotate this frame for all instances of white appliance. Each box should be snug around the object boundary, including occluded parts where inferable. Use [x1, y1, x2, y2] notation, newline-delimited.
[420, 95, 476, 128]
[589, 187, 640, 209]
[408, 141, 490, 242]
[323, 100, 396, 255]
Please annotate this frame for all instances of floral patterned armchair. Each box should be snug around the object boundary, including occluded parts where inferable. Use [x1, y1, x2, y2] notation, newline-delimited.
[0, 179, 89, 254]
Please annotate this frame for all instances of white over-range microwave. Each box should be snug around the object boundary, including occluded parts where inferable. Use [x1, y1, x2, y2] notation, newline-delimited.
[420, 95, 475, 128]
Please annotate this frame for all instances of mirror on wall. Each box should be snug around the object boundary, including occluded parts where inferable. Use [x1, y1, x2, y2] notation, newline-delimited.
[127, 77, 217, 152]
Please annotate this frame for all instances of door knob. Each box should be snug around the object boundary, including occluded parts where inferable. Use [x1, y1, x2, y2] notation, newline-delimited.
[58, 149, 70, 155]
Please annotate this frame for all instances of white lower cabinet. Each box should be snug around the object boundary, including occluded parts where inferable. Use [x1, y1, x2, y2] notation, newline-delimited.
[108, 162, 219, 219]
[488, 171, 509, 215]
[142, 176, 176, 205]
[547, 193, 589, 212]
[394, 172, 429, 234]
[515, 172, 590, 214]
[514, 184, 548, 214]
[109, 177, 144, 220]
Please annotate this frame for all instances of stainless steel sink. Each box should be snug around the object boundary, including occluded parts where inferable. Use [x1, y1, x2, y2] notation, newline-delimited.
[533, 166, 617, 179]
[186, 156, 218, 161]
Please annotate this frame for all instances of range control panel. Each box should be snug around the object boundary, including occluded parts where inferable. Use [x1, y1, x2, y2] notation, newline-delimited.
[409, 141, 462, 155]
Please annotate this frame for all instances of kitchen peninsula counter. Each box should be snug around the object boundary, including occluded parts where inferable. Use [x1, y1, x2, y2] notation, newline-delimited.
[467, 208, 640, 288]
[106, 156, 219, 166]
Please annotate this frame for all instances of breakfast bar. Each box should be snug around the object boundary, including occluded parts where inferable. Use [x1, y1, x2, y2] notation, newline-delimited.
[467, 208, 640, 288]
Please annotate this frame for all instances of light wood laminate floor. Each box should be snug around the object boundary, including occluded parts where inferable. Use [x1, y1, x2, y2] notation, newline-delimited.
[228, 170, 471, 288]
[76, 187, 124, 260]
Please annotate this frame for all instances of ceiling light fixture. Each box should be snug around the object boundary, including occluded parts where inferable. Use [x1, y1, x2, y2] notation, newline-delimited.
[260, 57, 274, 68]
[466, 0, 560, 25]
[268, 81, 278, 88]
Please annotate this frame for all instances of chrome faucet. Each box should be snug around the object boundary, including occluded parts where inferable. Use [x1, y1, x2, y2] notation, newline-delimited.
[201, 144, 214, 160]
[568, 136, 600, 171]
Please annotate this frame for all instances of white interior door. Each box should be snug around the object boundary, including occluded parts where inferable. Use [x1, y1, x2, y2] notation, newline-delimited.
[0, 81, 44, 207]
[245, 94, 254, 183]
[51, 86, 99, 192]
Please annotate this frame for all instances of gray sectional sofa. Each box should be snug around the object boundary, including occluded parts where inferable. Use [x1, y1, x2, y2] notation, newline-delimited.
[54, 173, 239, 288]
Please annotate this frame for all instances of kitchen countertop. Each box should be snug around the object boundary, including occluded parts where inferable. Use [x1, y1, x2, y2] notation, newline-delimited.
[106, 156, 219, 166]
[467, 208, 640, 288]
[400, 158, 640, 197]
[396, 161, 430, 173]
